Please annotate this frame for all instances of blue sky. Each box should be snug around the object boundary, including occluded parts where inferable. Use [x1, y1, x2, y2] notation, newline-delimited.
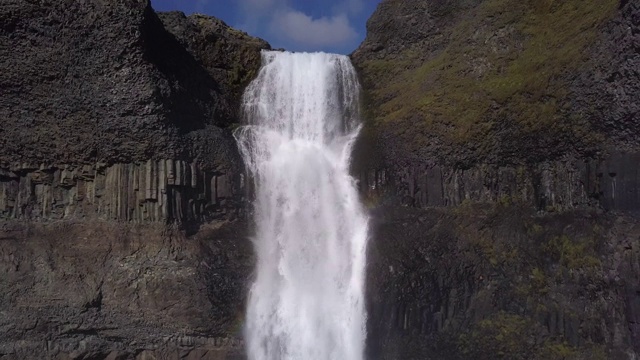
[150, 0, 381, 54]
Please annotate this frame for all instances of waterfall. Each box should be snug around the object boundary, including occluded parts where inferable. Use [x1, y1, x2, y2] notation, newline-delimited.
[234, 50, 369, 360]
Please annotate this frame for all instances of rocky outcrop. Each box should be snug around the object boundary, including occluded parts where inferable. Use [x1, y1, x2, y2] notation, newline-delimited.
[0, 0, 268, 358]
[157, 11, 268, 110]
[353, 0, 640, 358]
[572, 0, 640, 152]
[352, 0, 639, 168]
[0, 221, 252, 360]
[0, 0, 268, 169]
[366, 205, 640, 359]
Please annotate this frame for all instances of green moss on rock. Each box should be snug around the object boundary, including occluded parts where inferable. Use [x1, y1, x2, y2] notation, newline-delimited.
[355, 0, 617, 165]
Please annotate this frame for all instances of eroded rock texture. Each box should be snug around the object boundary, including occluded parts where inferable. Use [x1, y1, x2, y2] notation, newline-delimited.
[0, 221, 252, 360]
[360, 153, 640, 212]
[353, 0, 640, 359]
[366, 206, 640, 360]
[0, 0, 268, 168]
[0, 0, 268, 358]
[352, 0, 639, 167]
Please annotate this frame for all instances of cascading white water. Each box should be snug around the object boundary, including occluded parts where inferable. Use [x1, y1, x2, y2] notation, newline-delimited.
[234, 50, 369, 360]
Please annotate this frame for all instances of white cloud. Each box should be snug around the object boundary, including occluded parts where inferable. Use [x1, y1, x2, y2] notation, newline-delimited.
[269, 9, 358, 48]
[235, 0, 285, 34]
[232, 0, 361, 50]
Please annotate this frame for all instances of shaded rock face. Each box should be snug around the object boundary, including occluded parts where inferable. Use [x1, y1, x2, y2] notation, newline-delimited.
[360, 152, 640, 212]
[353, 0, 640, 359]
[0, 0, 269, 358]
[0, 0, 272, 223]
[572, 0, 640, 151]
[0, 0, 268, 168]
[366, 205, 640, 360]
[0, 221, 253, 360]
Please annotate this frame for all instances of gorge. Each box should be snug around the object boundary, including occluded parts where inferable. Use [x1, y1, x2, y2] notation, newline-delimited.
[1, 0, 639, 359]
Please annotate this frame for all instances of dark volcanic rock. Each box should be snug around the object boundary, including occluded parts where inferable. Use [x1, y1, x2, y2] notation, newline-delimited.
[0, 0, 269, 358]
[353, 0, 640, 359]
[366, 204, 640, 360]
[0, 0, 268, 169]
[353, 0, 482, 62]
[157, 11, 269, 112]
[0, 221, 253, 359]
[352, 0, 639, 168]
[572, 0, 640, 152]
[0, 0, 272, 223]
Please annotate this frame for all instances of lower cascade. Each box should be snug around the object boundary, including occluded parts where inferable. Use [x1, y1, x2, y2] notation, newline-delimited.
[234, 51, 369, 360]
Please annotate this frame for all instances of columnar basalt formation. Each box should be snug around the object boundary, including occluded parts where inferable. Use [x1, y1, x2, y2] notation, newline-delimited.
[360, 153, 640, 212]
[0, 161, 238, 222]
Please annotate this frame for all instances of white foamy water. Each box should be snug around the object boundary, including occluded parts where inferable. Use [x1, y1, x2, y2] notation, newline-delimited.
[234, 51, 369, 360]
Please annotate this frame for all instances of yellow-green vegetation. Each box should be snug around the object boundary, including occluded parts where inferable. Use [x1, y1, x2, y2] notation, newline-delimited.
[471, 233, 520, 267]
[443, 205, 611, 358]
[458, 312, 606, 359]
[543, 234, 601, 270]
[526, 222, 544, 235]
[457, 312, 572, 359]
[458, 313, 538, 358]
[360, 0, 617, 148]
[229, 57, 259, 87]
[538, 342, 607, 360]
[519, 266, 550, 296]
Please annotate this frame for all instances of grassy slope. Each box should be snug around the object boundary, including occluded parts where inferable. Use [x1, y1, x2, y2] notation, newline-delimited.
[358, 0, 618, 165]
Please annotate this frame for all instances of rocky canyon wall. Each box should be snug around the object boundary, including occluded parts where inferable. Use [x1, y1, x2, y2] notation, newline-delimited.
[0, 0, 268, 358]
[360, 152, 640, 212]
[2, 0, 639, 359]
[352, 0, 640, 359]
[0, 220, 253, 360]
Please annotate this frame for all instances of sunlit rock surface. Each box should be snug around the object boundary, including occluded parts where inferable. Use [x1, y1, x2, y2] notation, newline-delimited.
[353, 0, 640, 358]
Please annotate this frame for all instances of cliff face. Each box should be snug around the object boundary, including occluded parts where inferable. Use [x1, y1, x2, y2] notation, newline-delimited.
[353, 0, 640, 359]
[0, 0, 271, 225]
[0, 0, 268, 358]
[0, 0, 268, 168]
[1, 221, 253, 359]
[353, 0, 639, 167]
[2, 0, 639, 359]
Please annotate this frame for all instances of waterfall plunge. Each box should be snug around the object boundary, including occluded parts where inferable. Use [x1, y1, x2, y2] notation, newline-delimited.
[235, 51, 369, 360]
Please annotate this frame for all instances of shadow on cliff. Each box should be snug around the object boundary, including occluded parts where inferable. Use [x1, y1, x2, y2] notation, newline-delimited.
[141, 6, 223, 133]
